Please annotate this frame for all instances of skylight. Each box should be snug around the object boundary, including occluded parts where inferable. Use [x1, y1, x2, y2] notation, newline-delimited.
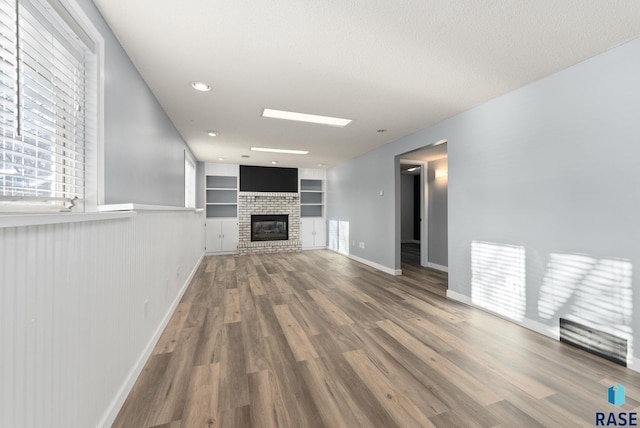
[250, 147, 309, 155]
[262, 108, 351, 127]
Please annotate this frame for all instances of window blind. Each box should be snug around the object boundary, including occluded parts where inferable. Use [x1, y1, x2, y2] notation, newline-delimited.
[0, 0, 89, 202]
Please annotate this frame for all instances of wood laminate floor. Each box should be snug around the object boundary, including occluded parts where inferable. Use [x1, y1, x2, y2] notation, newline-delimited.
[113, 250, 640, 427]
[401, 242, 421, 267]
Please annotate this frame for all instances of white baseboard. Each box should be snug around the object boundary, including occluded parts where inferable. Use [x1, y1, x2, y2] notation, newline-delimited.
[446, 289, 558, 341]
[520, 317, 560, 340]
[447, 289, 640, 373]
[347, 253, 402, 276]
[445, 289, 470, 305]
[301, 246, 328, 251]
[627, 357, 640, 373]
[426, 262, 448, 272]
[99, 252, 205, 428]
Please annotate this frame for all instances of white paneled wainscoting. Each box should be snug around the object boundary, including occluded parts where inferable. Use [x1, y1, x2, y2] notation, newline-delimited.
[0, 209, 205, 428]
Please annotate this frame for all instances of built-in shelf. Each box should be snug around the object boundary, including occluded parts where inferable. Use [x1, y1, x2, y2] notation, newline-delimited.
[206, 175, 238, 218]
[206, 175, 237, 189]
[206, 189, 237, 204]
[206, 204, 237, 218]
[300, 179, 323, 192]
[300, 179, 323, 218]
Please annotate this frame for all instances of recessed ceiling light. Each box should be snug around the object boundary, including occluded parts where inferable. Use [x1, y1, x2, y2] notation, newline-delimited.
[316, 163, 325, 167]
[271, 161, 279, 165]
[407, 167, 419, 172]
[218, 157, 224, 161]
[262, 108, 351, 127]
[241, 155, 250, 158]
[191, 81, 211, 92]
[250, 147, 309, 155]
[207, 131, 218, 137]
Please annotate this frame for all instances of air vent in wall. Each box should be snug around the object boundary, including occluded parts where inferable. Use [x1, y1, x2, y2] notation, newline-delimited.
[559, 318, 627, 367]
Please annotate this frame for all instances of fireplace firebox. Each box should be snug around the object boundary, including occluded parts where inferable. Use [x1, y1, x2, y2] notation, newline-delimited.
[251, 215, 289, 242]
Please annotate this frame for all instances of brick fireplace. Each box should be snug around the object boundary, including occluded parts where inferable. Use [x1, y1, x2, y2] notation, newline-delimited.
[237, 192, 301, 254]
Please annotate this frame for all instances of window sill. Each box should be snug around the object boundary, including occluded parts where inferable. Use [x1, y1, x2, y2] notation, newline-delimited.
[0, 204, 204, 229]
[0, 211, 137, 229]
[98, 203, 203, 212]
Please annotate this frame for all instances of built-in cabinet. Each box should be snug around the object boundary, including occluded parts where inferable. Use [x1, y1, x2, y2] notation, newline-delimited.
[299, 168, 327, 249]
[206, 218, 239, 253]
[300, 217, 327, 249]
[205, 163, 239, 253]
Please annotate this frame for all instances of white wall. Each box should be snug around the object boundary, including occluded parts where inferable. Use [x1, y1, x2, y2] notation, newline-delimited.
[328, 37, 640, 366]
[0, 211, 204, 428]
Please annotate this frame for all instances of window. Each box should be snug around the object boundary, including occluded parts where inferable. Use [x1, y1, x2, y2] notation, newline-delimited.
[184, 151, 195, 208]
[0, 0, 98, 212]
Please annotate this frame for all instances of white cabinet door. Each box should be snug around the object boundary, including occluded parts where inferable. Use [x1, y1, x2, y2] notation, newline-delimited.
[221, 219, 238, 252]
[205, 219, 222, 252]
[301, 218, 327, 249]
[206, 219, 238, 253]
[313, 219, 327, 247]
[300, 218, 315, 249]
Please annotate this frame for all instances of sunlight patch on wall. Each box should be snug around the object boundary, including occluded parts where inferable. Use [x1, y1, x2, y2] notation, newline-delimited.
[329, 220, 338, 252]
[328, 220, 350, 255]
[471, 241, 526, 321]
[338, 221, 350, 255]
[538, 253, 633, 360]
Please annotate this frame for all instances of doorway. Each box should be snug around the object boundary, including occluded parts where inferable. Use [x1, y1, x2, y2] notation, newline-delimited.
[400, 162, 423, 266]
[398, 141, 448, 273]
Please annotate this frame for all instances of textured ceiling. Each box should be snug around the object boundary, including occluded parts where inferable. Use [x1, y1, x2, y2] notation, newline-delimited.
[93, 0, 640, 168]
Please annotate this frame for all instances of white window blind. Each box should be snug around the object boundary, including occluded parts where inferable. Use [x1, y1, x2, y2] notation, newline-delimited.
[0, 0, 90, 207]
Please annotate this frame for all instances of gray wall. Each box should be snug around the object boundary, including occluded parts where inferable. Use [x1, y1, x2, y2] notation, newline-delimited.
[427, 158, 447, 267]
[77, 0, 193, 206]
[400, 174, 414, 242]
[327, 147, 397, 263]
[327, 37, 640, 363]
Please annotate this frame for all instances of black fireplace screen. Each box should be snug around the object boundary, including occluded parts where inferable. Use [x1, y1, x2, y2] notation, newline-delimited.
[251, 214, 288, 241]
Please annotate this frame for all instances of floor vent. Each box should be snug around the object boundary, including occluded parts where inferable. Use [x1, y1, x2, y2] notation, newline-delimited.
[559, 318, 627, 367]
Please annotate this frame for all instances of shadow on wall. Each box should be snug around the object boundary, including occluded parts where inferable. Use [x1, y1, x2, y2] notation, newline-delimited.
[470, 240, 633, 362]
[329, 220, 350, 255]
